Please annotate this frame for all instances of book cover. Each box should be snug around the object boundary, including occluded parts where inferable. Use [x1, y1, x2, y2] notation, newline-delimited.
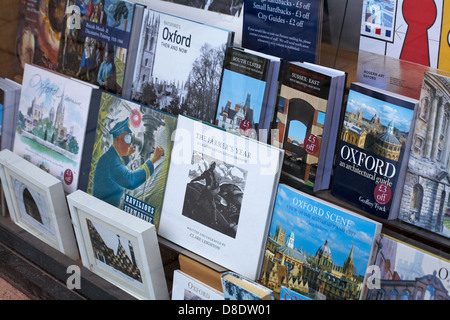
[359, 0, 450, 72]
[86, 91, 177, 229]
[242, 0, 323, 63]
[331, 82, 418, 220]
[362, 234, 450, 300]
[14, 0, 66, 76]
[172, 270, 224, 300]
[13, 63, 100, 194]
[280, 286, 312, 300]
[215, 46, 280, 141]
[398, 71, 450, 238]
[221, 271, 274, 300]
[56, 0, 141, 95]
[158, 115, 283, 280]
[271, 61, 345, 193]
[258, 183, 382, 300]
[126, 8, 234, 124]
[0, 78, 21, 151]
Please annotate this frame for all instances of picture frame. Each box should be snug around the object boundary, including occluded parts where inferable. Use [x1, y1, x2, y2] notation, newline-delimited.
[66, 190, 169, 300]
[0, 149, 79, 260]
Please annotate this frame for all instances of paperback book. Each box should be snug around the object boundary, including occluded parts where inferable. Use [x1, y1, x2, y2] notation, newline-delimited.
[359, 0, 450, 72]
[0, 78, 21, 151]
[13, 63, 101, 194]
[172, 270, 224, 300]
[258, 183, 382, 300]
[221, 271, 273, 300]
[215, 46, 280, 142]
[397, 71, 450, 239]
[86, 91, 177, 229]
[125, 8, 234, 124]
[271, 60, 346, 193]
[362, 234, 450, 300]
[14, 0, 66, 76]
[331, 82, 418, 220]
[56, 0, 144, 95]
[158, 115, 284, 280]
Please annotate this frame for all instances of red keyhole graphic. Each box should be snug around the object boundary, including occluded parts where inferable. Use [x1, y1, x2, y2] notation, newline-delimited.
[400, 0, 437, 66]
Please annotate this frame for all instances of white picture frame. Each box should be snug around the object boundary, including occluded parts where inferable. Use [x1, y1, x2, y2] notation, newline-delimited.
[0, 149, 79, 260]
[66, 190, 169, 300]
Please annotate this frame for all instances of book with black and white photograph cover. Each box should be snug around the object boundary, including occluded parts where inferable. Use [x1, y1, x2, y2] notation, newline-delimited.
[158, 115, 284, 280]
[125, 8, 234, 124]
[13, 63, 101, 194]
[215, 46, 280, 142]
[271, 60, 346, 193]
[331, 82, 419, 220]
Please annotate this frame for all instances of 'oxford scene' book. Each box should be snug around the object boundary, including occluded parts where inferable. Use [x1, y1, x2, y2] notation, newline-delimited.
[258, 183, 382, 300]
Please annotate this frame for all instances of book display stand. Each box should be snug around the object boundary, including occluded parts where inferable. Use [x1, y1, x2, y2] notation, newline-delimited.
[0, 0, 448, 303]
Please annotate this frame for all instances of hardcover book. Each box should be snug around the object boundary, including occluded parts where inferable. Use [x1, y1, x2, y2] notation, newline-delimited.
[56, 0, 144, 95]
[172, 269, 224, 300]
[86, 91, 177, 229]
[13, 63, 101, 194]
[125, 8, 234, 124]
[258, 183, 382, 300]
[158, 115, 284, 280]
[362, 234, 450, 300]
[242, 0, 323, 63]
[359, 0, 450, 72]
[14, 0, 66, 76]
[271, 60, 346, 193]
[331, 82, 418, 220]
[221, 271, 273, 300]
[215, 46, 280, 142]
[397, 71, 450, 238]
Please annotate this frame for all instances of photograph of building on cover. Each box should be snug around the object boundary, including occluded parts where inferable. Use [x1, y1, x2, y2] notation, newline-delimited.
[182, 151, 246, 238]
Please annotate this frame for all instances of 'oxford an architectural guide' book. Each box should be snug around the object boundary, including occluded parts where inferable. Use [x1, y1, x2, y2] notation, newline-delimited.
[271, 60, 346, 193]
[259, 183, 382, 300]
[13, 63, 101, 194]
[215, 46, 280, 142]
[158, 115, 284, 280]
[86, 91, 177, 229]
[125, 8, 234, 124]
[398, 71, 450, 239]
[331, 82, 418, 220]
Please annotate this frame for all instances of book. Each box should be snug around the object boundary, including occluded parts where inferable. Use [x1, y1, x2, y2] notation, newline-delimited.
[86, 91, 177, 229]
[56, 0, 144, 95]
[331, 82, 418, 220]
[14, 0, 66, 77]
[397, 71, 450, 238]
[215, 46, 280, 142]
[178, 253, 225, 293]
[172, 269, 224, 300]
[362, 233, 450, 300]
[221, 271, 273, 300]
[280, 286, 312, 300]
[0, 78, 21, 151]
[13, 63, 101, 194]
[359, 0, 450, 72]
[271, 60, 346, 193]
[125, 8, 234, 124]
[158, 115, 284, 280]
[258, 183, 382, 300]
[242, 0, 323, 63]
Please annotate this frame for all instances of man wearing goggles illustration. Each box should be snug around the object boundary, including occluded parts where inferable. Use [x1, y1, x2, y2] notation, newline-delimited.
[92, 117, 164, 207]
